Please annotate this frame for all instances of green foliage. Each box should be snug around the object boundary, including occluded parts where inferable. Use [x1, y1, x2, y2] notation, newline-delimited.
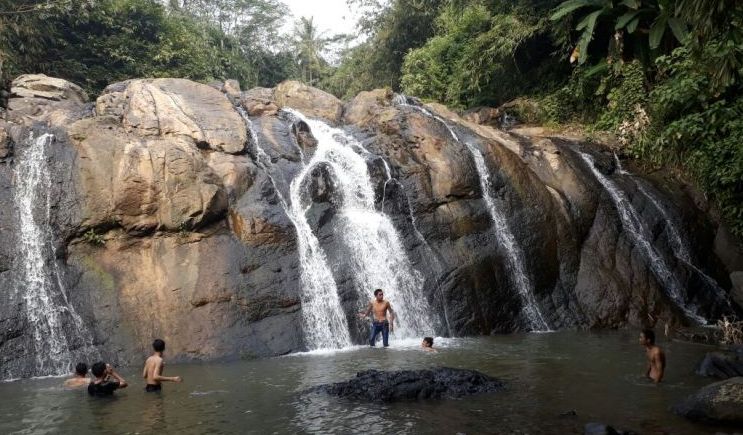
[82, 229, 105, 246]
[400, 2, 553, 108]
[0, 0, 294, 94]
[322, 0, 445, 98]
[631, 44, 743, 235]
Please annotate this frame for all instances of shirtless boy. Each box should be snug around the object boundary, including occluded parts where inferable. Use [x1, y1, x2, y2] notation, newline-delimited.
[63, 362, 90, 388]
[421, 337, 437, 352]
[639, 329, 666, 383]
[358, 289, 396, 347]
[142, 339, 182, 392]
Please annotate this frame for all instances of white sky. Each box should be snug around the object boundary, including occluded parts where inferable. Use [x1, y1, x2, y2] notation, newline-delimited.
[282, 0, 361, 37]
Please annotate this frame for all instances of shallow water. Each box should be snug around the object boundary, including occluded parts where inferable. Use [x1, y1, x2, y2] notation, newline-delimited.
[0, 331, 727, 434]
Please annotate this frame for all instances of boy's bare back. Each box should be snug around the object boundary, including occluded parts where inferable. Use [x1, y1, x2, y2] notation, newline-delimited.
[143, 354, 164, 385]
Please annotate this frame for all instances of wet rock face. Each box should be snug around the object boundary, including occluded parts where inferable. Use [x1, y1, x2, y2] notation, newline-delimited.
[674, 377, 743, 424]
[307, 368, 505, 402]
[0, 75, 740, 377]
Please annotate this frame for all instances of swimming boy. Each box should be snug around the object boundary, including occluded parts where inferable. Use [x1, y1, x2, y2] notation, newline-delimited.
[358, 289, 395, 347]
[639, 328, 666, 383]
[421, 337, 437, 352]
[88, 362, 128, 396]
[143, 339, 182, 392]
[63, 362, 90, 388]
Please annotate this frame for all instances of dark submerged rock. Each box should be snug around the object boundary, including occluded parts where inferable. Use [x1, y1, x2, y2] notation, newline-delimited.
[308, 367, 504, 402]
[696, 352, 743, 379]
[674, 377, 743, 424]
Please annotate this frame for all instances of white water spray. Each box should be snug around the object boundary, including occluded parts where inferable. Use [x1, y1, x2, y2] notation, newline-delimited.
[14, 133, 90, 376]
[285, 109, 436, 340]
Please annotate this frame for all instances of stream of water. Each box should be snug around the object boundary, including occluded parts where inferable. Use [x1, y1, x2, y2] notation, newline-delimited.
[393, 99, 550, 331]
[579, 152, 707, 324]
[13, 133, 92, 378]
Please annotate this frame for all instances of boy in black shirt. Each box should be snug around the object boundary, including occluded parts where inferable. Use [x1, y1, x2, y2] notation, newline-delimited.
[88, 361, 128, 397]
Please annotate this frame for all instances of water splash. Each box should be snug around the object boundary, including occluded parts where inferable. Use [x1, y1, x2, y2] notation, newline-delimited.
[394, 98, 550, 331]
[285, 109, 436, 340]
[14, 133, 92, 376]
[579, 152, 707, 324]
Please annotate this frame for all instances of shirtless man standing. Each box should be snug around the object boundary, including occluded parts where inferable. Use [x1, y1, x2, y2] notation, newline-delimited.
[142, 339, 182, 392]
[358, 289, 396, 347]
[639, 329, 666, 383]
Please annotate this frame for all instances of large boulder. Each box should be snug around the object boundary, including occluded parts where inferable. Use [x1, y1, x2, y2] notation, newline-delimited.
[10, 74, 87, 103]
[96, 78, 247, 154]
[674, 377, 743, 424]
[274, 80, 343, 125]
[6, 74, 90, 127]
[308, 368, 504, 402]
[68, 117, 228, 233]
[240, 87, 279, 117]
[696, 351, 743, 379]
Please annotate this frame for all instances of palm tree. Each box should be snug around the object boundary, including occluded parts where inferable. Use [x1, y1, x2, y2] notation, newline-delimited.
[292, 16, 330, 85]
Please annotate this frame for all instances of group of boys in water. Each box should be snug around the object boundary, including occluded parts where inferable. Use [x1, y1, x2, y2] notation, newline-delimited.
[64, 289, 666, 396]
[64, 338, 182, 396]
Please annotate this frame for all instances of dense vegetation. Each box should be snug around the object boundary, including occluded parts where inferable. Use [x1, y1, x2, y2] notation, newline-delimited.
[1, 0, 741, 236]
[0, 0, 296, 92]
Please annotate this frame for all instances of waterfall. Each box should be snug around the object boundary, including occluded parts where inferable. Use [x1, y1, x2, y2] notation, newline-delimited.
[579, 152, 708, 324]
[238, 109, 352, 349]
[394, 99, 550, 331]
[634, 182, 692, 263]
[285, 109, 436, 341]
[14, 133, 90, 376]
[632, 177, 729, 305]
[467, 145, 551, 331]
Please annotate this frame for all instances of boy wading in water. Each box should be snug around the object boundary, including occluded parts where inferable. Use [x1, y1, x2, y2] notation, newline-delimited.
[64, 362, 91, 388]
[88, 362, 128, 397]
[639, 329, 665, 383]
[143, 339, 182, 392]
[358, 289, 396, 347]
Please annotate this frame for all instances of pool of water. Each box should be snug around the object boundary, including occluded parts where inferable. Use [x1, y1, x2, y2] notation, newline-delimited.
[0, 330, 726, 434]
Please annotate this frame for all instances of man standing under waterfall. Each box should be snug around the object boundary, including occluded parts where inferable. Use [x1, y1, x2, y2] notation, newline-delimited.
[359, 289, 396, 347]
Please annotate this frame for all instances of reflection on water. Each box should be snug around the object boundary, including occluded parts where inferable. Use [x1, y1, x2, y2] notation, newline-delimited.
[0, 331, 726, 434]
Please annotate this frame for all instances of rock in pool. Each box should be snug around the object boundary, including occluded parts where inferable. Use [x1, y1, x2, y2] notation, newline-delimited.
[307, 367, 504, 402]
[674, 377, 743, 424]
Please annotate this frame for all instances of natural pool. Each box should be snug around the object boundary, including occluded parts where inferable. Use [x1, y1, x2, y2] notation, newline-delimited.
[0, 330, 728, 434]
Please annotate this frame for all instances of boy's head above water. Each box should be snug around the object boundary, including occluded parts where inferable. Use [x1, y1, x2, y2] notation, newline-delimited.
[75, 362, 88, 377]
[153, 339, 165, 353]
[640, 329, 656, 346]
[422, 337, 434, 348]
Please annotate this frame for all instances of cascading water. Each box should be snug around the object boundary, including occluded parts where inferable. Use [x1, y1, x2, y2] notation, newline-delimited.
[285, 109, 436, 340]
[579, 152, 708, 324]
[394, 98, 550, 332]
[14, 133, 91, 376]
[467, 145, 551, 332]
[238, 109, 352, 349]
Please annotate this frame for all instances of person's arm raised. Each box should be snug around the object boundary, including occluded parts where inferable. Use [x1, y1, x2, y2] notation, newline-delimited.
[107, 365, 128, 389]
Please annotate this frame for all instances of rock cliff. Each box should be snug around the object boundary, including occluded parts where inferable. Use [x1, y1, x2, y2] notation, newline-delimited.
[0, 74, 740, 378]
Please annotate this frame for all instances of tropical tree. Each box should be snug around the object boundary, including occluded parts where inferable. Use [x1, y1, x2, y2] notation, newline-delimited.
[292, 16, 331, 85]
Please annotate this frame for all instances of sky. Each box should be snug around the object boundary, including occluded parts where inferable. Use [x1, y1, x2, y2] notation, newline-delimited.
[282, 0, 361, 36]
